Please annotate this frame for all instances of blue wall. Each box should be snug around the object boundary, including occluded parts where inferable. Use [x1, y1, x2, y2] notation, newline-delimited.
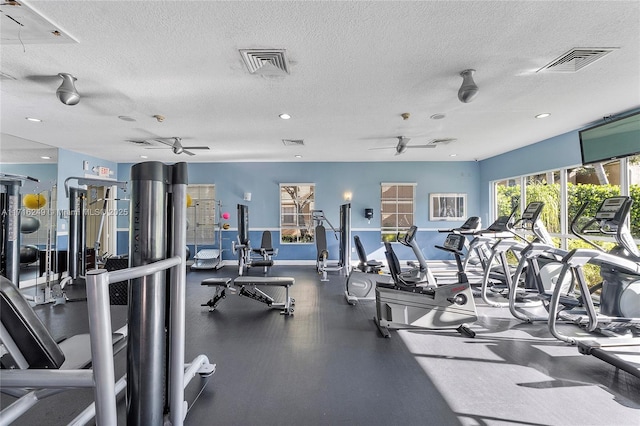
[116, 161, 481, 261]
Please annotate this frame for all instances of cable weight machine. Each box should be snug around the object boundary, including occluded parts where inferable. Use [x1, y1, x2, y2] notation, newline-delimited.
[313, 204, 351, 281]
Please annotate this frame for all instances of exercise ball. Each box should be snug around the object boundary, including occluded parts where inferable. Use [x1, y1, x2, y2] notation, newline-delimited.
[23, 193, 47, 209]
[223, 223, 230, 230]
[186, 194, 193, 207]
[20, 216, 41, 234]
[222, 212, 230, 220]
[20, 245, 39, 265]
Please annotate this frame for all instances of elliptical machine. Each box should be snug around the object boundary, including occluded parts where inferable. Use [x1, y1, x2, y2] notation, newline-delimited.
[546, 196, 640, 377]
[507, 202, 575, 323]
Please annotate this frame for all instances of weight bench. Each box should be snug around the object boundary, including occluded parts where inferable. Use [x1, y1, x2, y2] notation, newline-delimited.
[235, 276, 295, 315]
[201, 276, 295, 315]
[201, 277, 235, 311]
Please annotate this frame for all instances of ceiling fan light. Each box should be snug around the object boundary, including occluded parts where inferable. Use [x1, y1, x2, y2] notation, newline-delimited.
[56, 73, 80, 105]
[458, 69, 478, 103]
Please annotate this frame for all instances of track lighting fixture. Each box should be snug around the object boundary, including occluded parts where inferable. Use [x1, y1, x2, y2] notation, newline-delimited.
[457, 69, 478, 103]
[56, 73, 80, 105]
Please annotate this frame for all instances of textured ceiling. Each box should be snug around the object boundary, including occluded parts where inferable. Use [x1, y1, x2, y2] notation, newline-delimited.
[1, 0, 639, 164]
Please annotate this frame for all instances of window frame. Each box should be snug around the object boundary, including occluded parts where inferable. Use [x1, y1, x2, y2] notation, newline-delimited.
[491, 157, 639, 247]
[279, 183, 315, 244]
[380, 182, 416, 242]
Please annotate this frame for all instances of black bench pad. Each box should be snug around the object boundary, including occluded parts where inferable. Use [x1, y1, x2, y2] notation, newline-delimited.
[233, 277, 294, 287]
[201, 278, 232, 286]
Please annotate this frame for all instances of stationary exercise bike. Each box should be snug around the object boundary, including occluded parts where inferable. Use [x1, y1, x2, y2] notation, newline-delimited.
[373, 233, 477, 338]
[346, 224, 448, 305]
[344, 235, 393, 305]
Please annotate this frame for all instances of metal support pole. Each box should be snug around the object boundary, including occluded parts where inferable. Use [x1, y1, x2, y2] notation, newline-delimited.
[169, 162, 188, 425]
[3, 180, 21, 284]
[68, 187, 87, 280]
[85, 269, 117, 426]
[128, 161, 168, 426]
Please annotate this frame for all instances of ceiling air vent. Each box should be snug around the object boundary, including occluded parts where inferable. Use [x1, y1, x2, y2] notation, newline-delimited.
[282, 139, 304, 146]
[537, 48, 618, 73]
[240, 49, 290, 75]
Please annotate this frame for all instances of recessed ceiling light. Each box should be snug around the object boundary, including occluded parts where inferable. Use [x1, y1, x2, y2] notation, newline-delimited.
[140, 155, 148, 159]
[279, 113, 291, 120]
[26, 117, 42, 122]
[118, 115, 136, 122]
[294, 155, 302, 159]
[430, 113, 446, 120]
[535, 113, 551, 119]
[449, 154, 457, 157]
[40, 156, 51, 160]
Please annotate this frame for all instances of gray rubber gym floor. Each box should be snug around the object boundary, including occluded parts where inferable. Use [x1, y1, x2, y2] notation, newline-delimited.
[3, 265, 640, 425]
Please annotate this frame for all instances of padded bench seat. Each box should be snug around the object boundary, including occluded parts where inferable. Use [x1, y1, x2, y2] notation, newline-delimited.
[233, 276, 294, 287]
[201, 277, 232, 287]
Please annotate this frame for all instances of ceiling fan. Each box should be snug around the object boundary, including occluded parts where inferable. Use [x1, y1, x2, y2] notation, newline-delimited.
[143, 137, 210, 156]
[371, 136, 456, 155]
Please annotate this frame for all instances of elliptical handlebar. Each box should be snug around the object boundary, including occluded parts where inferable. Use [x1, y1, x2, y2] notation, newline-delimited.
[569, 197, 636, 253]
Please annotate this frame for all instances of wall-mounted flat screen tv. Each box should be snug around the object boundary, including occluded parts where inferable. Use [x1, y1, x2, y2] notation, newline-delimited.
[579, 111, 640, 165]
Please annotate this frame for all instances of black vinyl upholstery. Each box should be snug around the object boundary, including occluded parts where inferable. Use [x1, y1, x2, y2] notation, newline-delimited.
[0, 276, 65, 369]
[354, 235, 382, 271]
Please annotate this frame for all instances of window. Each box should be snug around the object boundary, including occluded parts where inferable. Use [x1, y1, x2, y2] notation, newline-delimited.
[491, 156, 639, 286]
[524, 170, 561, 234]
[186, 184, 216, 247]
[494, 178, 519, 218]
[381, 183, 415, 242]
[280, 184, 315, 243]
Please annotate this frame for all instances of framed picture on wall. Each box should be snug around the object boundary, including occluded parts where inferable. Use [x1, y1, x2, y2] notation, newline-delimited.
[429, 193, 466, 221]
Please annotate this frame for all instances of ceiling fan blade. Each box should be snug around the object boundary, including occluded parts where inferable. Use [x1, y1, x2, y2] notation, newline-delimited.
[182, 146, 210, 150]
[406, 145, 437, 149]
[368, 146, 395, 151]
[183, 150, 196, 156]
[151, 138, 175, 148]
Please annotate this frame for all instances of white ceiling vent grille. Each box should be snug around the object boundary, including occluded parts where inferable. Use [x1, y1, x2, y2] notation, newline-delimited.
[282, 139, 304, 146]
[240, 49, 290, 75]
[537, 48, 618, 73]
